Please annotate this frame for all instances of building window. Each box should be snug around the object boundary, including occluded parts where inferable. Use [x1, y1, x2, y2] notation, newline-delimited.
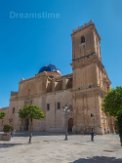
[12, 107, 15, 114]
[47, 104, 50, 111]
[81, 36, 85, 44]
[57, 102, 60, 109]
[90, 113, 94, 117]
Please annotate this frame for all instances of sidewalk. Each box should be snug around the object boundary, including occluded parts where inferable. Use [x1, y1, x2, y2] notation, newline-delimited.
[0, 134, 122, 163]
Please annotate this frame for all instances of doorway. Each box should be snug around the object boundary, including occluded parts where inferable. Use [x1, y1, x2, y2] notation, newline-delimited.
[24, 119, 29, 131]
[68, 118, 73, 133]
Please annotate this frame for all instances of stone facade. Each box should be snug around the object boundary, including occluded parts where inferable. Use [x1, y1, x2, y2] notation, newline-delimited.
[0, 21, 114, 134]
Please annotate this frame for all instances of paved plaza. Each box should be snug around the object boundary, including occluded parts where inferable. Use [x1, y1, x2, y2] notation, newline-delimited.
[0, 134, 122, 163]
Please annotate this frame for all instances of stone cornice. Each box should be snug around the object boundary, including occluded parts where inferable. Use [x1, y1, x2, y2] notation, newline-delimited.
[72, 53, 111, 84]
[72, 86, 108, 98]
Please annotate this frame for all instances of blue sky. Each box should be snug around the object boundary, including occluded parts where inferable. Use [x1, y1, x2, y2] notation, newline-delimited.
[0, 0, 122, 107]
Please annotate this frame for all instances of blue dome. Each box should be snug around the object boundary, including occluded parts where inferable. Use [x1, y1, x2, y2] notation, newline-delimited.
[38, 64, 61, 74]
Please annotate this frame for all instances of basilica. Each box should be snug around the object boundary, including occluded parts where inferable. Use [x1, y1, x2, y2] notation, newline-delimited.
[0, 21, 115, 134]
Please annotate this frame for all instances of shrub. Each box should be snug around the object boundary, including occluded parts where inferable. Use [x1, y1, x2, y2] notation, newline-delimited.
[3, 124, 13, 133]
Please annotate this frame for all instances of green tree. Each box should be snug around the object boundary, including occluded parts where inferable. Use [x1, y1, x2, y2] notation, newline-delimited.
[0, 112, 5, 119]
[102, 86, 122, 146]
[3, 124, 13, 133]
[0, 112, 5, 130]
[19, 105, 45, 144]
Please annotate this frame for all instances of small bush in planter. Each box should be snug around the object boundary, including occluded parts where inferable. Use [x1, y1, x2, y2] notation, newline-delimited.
[3, 124, 13, 133]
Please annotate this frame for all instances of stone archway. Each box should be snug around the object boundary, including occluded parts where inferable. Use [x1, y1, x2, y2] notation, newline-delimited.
[68, 118, 73, 133]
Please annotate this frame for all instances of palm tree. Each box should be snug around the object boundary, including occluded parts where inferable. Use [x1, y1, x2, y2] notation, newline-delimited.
[19, 105, 45, 144]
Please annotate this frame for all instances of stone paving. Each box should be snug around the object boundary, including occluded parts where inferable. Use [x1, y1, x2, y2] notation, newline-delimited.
[0, 134, 122, 163]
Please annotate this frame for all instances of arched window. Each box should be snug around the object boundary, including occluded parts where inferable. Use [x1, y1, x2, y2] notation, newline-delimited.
[81, 36, 85, 44]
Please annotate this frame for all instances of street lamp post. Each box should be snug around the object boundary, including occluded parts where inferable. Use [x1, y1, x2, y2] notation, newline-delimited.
[64, 105, 70, 140]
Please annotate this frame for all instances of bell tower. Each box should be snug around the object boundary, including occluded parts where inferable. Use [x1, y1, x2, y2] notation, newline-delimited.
[72, 21, 101, 90]
[72, 21, 111, 134]
[72, 21, 101, 62]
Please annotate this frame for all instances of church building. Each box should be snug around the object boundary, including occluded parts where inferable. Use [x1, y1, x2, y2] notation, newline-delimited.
[1, 21, 115, 134]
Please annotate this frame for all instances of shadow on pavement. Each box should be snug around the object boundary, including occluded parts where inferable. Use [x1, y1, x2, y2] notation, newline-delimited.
[13, 131, 81, 137]
[0, 143, 27, 148]
[13, 131, 65, 137]
[72, 156, 122, 163]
